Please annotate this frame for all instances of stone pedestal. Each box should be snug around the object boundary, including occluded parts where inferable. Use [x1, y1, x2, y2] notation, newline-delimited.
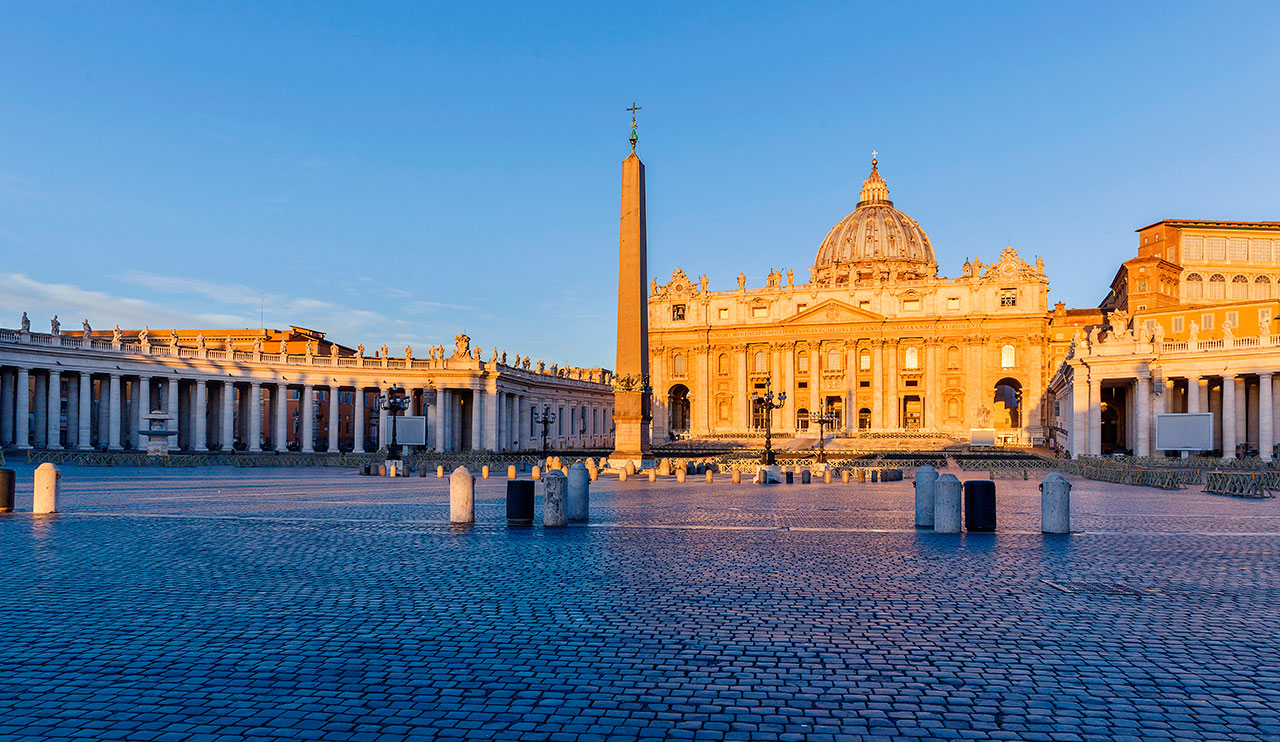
[934, 473, 962, 533]
[1040, 473, 1071, 534]
[914, 465, 938, 528]
[567, 462, 589, 522]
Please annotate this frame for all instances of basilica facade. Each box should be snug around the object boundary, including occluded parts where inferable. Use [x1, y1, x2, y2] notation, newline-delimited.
[648, 160, 1054, 445]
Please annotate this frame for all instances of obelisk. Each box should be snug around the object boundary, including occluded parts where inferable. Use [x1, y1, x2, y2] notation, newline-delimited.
[609, 103, 653, 469]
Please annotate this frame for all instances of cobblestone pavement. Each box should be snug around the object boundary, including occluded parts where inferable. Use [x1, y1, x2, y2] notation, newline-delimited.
[2, 464, 1278, 741]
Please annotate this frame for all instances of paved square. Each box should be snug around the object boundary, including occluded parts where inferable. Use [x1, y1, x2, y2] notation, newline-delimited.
[2, 464, 1278, 741]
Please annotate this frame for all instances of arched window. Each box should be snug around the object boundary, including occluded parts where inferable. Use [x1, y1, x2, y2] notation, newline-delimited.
[1207, 274, 1226, 300]
[859, 349, 871, 371]
[827, 348, 841, 370]
[946, 345, 960, 369]
[1185, 273, 1203, 300]
[1231, 274, 1249, 300]
[904, 346, 919, 370]
[1001, 344, 1015, 368]
[672, 353, 686, 377]
[717, 353, 729, 375]
[1256, 275, 1274, 300]
[797, 352, 809, 372]
[753, 351, 766, 373]
[796, 408, 810, 430]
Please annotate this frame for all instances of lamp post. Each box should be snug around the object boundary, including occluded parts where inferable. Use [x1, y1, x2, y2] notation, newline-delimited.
[534, 405, 556, 452]
[809, 405, 838, 464]
[750, 379, 786, 466]
[377, 384, 410, 461]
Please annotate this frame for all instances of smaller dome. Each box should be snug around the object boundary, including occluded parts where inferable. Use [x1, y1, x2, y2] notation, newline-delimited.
[812, 158, 937, 285]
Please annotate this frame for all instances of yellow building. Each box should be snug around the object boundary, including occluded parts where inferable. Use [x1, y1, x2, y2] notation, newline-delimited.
[647, 159, 1054, 445]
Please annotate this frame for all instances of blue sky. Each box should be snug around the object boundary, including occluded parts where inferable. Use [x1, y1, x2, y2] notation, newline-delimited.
[2, 2, 1278, 367]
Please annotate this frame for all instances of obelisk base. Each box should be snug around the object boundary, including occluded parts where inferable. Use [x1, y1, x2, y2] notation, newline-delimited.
[608, 389, 653, 471]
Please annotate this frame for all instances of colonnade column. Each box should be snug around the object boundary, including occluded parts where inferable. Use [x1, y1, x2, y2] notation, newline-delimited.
[46, 370, 61, 449]
[353, 388, 365, 453]
[108, 373, 123, 450]
[249, 382, 263, 452]
[14, 368, 30, 449]
[135, 377, 150, 449]
[33, 374, 47, 448]
[1070, 371, 1087, 459]
[0, 370, 12, 446]
[194, 380, 208, 451]
[77, 372, 91, 450]
[326, 386, 338, 453]
[1135, 375, 1150, 458]
[1087, 378, 1102, 457]
[1260, 373, 1274, 462]
[376, 388, 388, 450]
[432, 388, 445, 452]
[301, 384, 314, 453]
[1222, 376, 1237, 459]
[221, 381, 236, 451]
[274, 384, 288, 452]
[167, 378, 179, 451]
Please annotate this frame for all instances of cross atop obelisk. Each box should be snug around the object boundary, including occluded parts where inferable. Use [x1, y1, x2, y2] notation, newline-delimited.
[610, 105, 653, 468]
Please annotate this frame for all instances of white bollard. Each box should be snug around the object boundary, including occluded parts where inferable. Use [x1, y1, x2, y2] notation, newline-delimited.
[841, 470, 850, 483]
[436, 465, 445, 478]
[33, 462, 59, 514]
[648, 469, 656, 482]
[619, 470, 627, 482]
[624, 461, 636, 476]
[449, 466, 474, 524]
[1041, 472, 1071, 534]
[543, 470, 568, 527]
[914, 465, 939, 528]
[823, 470, 832, 484]
[531, 465, 541, 481]
[567, 462, 590, 522]
[481, 465, 490, 480]
[507, 464, 517, 479]
[588, 465, 598, 482]
[675, 468, 686, 483]
[706, 470, 713, 483]
[933, 473, 962, 533]
[732, 470, 741, 484]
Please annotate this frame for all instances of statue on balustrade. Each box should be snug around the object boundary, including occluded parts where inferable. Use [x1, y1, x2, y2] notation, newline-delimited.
[404, 345, 412, 360]
[112, 325, 122, 344]
[501, 350, 508, 364]
[279, 339, 289, 355]
[1222, 320, 1235, 343]
[1152, 322, 1165, 344]
[1188, 321, 1199, 344]
[356, 343, 364, 357]
[330, 344, 339, 359]
[139, 326, 150, 345]
[20, 312, 30, 332]
[196, 334, 206, 350]
[253, 336, 263, 355]
[82, 319, 91, 335]
[473, 346, 483, 361]
[491, 347, 498, 362]
[378, 344, 388, 359]
[51, 315, 60, 336]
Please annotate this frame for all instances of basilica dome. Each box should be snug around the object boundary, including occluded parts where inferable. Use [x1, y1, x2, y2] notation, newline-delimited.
[812, 159, 937, 284]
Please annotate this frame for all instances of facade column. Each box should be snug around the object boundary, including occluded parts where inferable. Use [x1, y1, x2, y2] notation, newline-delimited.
[135, 376, 151, 450]
[1222, 376, 1237, 459]
[167, 378, 179, 450]
[194, 380, 208, 450]
[326, 385, 338, 453]
[1259, 372, 1274, 461]
[1071, 369, 1088, 459]
[301, 384, 314, 453]
[871, 341, 884, 428]
[64, 375, 78, 449]
[221, 381, 236, 451]
[77, 372, 91, 450]
[14, 368, 30, 449]
[885, 341, 899, 429]
[1087, 377, 1102, 457]
[515, 394, 527, 450]
[736, 347, 748, 431]
[845, 343, 858, 434]
[46, 370, 61, 449]
[807, 346, 819, 418]
[925, 341, 939, 430]
[250, 382, 263, 452]
[107, 373, 123, 450]
[1135, 375, 1151, 458]
[1234, 376, 1247, 454]
[274, 384, 288, 452]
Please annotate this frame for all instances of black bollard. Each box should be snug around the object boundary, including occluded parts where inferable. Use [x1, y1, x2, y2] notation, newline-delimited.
[785, 471, 794, 484]
[506, 480, 535, 526]
[0, 469, 13, 513]
[963, 479, 997, 532]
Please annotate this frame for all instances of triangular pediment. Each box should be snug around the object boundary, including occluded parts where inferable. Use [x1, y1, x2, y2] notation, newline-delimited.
[782, 299, 882, 324]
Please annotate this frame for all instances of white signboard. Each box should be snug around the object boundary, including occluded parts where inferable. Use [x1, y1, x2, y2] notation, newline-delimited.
[389, 415, 427, 446]
[970, 428, 997, 447]
[1155, 413, 1214, 451]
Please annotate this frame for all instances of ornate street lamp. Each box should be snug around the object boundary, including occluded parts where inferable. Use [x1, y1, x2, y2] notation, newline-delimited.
[809, 405, 838, 464]
[378, 384, 410, 461]
[750, 378, 786, 466]
[534, 405, 557, 452]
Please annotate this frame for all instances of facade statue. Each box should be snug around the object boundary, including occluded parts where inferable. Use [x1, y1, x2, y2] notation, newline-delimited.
[253, 336, 263, 354]
[20, 312, 30, 332]
[766, 268, 782, 288]
[699, 274, 708, 293]
[1222, 319, 1235, 342]
[139, 326, 149, 345]
[170, 329, 179, 346]
[550, 364, 558, 375]
[1262, 316, 1273, 338]
[305, 339, 315, 356]
[1087, 326, 1101, 348]
[490, 347, 498, 362]
[651, 278, 658, 296]
[976, 404, 992, 427]
[501, 350, 507, 364]
[405, 345, 413, 360]
[1107, 310, 1130, 339]
[453, 333, 471, 358]
[279, 339, 289, 355]
[356, 343, 365, 357]
[82, 319, 91, 335]
[523, 358, 531, 370]
[51, 315, 60, 336]
[331, 343, 339, 358]
[1035, 256, 1045, 275]
[195, 333, 206, 350]
[473, 346, 482, 361]
[538, 360, 546, 373]
[737, 272, 746, 291]
[379, 344, 388, 359]
[112, 325, 122, 344]
[786, 268, 794, 287]
[1152, 322, 1165, 344]
[1188, 321, 1199, 343]
[224, 335, 233, 351]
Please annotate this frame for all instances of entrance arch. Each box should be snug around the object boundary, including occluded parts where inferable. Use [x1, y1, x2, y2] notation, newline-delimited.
[992, 377, 1022, 429]
[858, 407, 871, 430]
[667, 384, 690, 436]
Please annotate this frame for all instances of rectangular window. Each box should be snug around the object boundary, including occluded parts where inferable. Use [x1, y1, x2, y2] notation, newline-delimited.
[902, 299, 921, 311]
[796, 303, 807, 312]
[858, 300, 871, 309]
[1183, 236, 1204, 260]
[671, 304, 686, 321]
[1206, 237, 1227, 261]
[718, 307, 729, 320]
[1171, 316, 1184, 333]
[751, 306, 768, 318]
[1226, 310, 1238, 327]
[904, 379, 918, 387]
[1250, 239, 1270, 262]
[1228, 238, 1248, 262]
[797, 381, 808, 390]
[1000, 288, 1017, 307]
[797, 354, 808, 372]
[1201, 314, 1214, 331]
[859, 380, 870, 388]
[946, 297, 960, 310]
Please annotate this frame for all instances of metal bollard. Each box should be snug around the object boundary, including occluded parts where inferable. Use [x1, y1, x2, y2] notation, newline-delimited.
[963, 480, 997, 532]
[418, 465, 427, 478]
[801, 470, 811, 484]
[933, 473, 962, 533]
[732, 470, 741, 484]
[675, 468, 685, 483]
[481, 465, 490, 480]
[0, 469, 14, 513]
[508, 464, 517, 479]
[543, 470, 568, 527]
[706, 470, 713, 483]
[785, 471, 794, 484]
[450, 466, 474, 524]
[506, 480, 535, 526]
[914, 465, 938, 528]
[1040, 472, 1071, 534]
[567, 462, 589, 522]
[33, 463, 59, 514]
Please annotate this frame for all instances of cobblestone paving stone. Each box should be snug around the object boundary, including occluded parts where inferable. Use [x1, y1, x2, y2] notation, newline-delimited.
[1, 464, 1278, 741]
